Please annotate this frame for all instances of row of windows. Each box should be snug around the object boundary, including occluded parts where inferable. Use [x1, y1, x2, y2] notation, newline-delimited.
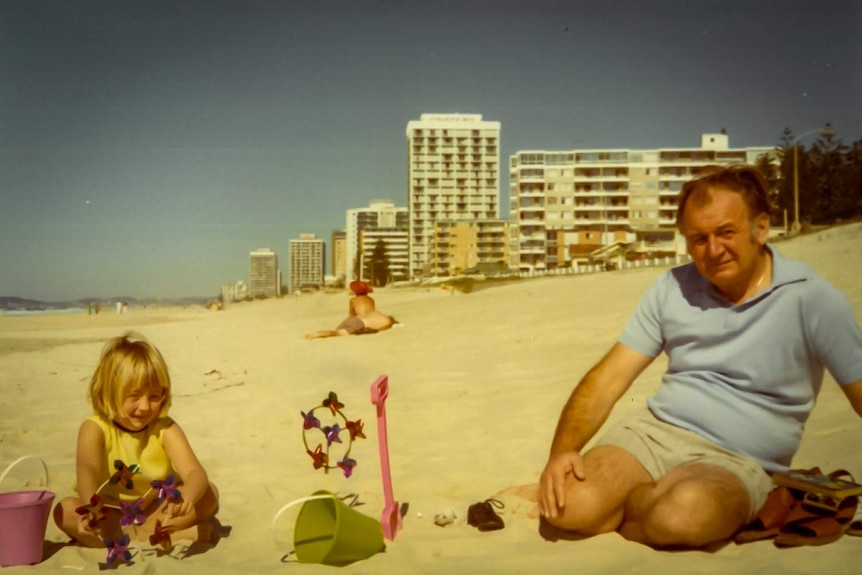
[514, 151, 758, 167]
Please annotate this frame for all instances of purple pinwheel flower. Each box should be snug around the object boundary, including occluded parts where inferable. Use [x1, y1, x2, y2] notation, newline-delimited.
[119, 499, 146, 527]
[337, 455, 357, 478]
[301, 410, 321, 430]
[150, 475, 181, 503]
[322, 423, 343, 446]
[104, 534, 132, 565]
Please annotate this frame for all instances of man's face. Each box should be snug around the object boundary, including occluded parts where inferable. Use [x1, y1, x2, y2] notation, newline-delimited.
[680, 187, 768, 293]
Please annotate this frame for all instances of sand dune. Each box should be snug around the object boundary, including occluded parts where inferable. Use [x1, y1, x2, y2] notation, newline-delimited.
[1, 223, 860, 574]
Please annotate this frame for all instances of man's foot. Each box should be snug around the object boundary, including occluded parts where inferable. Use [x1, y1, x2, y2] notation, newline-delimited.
[492, 484, 542, 519]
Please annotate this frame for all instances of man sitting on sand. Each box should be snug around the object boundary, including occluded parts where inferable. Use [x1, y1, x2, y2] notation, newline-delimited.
[305, 280, 398, 339]
[534, 164, 862, 548]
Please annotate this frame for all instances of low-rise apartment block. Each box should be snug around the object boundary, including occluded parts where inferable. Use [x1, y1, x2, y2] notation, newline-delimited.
[431, 219, 511, 276]
[346, 200, 408, 283]
[509, 132, 776, 273]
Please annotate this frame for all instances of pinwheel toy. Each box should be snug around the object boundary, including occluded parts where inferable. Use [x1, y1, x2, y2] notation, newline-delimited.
[119, 498, 147, 527]
[104, 534, 132, 565]
[149, 520, 173, 551]
[75, 494, 109, 529]
[151, 475, 181, 503]
[301, 391, 365, 477]
[109, 460, 140, 490]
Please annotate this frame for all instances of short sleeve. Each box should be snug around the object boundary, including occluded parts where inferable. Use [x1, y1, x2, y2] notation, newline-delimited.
[804, 279, 862, 385]
[619, 273, 667, 358]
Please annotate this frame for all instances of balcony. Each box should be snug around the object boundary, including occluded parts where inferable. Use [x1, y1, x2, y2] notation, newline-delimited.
[633, 240, 676, 253]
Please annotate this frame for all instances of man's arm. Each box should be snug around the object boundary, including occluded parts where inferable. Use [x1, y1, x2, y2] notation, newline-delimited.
[549, 343, 655, 457]
[540, 343, 654, 517]
[841, 379, 862, 418]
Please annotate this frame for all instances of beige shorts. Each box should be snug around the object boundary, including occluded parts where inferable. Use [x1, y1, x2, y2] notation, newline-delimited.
[594, 408, 773, 520]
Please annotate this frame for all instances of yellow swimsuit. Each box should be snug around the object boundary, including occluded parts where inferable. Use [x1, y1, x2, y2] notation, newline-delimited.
[88, 414, 175, 501]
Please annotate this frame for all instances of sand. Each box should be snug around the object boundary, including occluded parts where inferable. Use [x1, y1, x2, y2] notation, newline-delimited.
[1, 223, 861, 574]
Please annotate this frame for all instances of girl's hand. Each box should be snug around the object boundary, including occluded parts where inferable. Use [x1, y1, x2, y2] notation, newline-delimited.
[163, 487, 196, 521]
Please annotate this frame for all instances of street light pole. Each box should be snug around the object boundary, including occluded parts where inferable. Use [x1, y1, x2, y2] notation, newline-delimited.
[791, 123, 837, 232]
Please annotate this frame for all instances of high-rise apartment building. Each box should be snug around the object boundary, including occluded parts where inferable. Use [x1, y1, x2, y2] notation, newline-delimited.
[248, 248, 280, 298]
[331, 230, 346, 280]
[345, 200, 408, 282]
[288, 234, 325, 293]
[509, 132, 776, 273]
[407, 114, 501, 279]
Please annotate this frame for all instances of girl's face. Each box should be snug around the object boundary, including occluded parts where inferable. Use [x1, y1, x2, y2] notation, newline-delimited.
[114, 386, 165, 431]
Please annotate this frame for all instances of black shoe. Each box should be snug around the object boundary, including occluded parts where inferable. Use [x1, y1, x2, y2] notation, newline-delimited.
[467, 499, 505, 531]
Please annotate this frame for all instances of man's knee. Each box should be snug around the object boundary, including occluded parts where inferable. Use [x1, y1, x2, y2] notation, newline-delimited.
[631, 477, 749, 548]
[544, 480, 625, 535]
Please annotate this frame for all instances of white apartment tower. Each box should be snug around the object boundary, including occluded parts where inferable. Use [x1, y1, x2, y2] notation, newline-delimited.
[345, 200, 408, 283]
[509, 132, 777, 273]
[288, 234, 325, 292]
[407, 114, 501, 279]
[248, 248, 279, 298]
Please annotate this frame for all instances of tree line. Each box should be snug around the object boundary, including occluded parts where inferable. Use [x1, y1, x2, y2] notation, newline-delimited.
[757, 125, 862, 228]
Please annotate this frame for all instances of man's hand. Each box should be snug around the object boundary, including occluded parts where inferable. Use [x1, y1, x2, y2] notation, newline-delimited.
[539, 451, 586, 519]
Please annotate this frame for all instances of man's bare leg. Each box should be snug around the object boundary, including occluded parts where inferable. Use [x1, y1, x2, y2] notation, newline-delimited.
[619, 463, 750, 548]
[546, 445, 652, 536]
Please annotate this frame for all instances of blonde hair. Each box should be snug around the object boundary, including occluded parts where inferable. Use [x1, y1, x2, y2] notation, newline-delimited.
[88, 332, 172, 421]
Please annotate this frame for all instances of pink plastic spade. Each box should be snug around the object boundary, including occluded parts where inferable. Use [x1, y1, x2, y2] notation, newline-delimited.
[370, 375, 402, 541]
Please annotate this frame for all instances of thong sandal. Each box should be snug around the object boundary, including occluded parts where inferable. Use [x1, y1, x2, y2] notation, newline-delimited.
[735, 487, 798, 544]
[848, 520, 862, 537]
[773, 493, 858, 547]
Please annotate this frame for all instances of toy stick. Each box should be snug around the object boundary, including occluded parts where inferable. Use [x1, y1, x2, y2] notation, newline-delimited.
[370, 375, 401, 541]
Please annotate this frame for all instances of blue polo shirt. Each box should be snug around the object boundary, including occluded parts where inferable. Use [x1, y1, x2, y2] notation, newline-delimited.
[619, 246, 862, 473]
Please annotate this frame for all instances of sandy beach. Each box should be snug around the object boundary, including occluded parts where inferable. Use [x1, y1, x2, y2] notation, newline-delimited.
[1, 223, 861, 574]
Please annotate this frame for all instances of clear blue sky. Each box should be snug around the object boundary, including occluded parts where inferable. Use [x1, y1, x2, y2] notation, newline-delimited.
[2, 0, 860, 301]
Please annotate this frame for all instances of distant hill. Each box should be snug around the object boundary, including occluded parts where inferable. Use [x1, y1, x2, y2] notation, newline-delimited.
[0, 295, 209, 312]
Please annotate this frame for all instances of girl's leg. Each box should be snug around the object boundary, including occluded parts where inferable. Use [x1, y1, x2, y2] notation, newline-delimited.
[53, 497, 123, 548]
[133, 482, 220, 543]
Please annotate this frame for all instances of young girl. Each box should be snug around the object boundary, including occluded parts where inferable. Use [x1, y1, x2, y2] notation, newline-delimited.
[54, 332, 219, 547]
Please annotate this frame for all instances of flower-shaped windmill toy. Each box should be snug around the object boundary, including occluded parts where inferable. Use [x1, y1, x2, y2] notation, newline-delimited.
[301, 391, 365, 477]
[76, 458, 185, 565]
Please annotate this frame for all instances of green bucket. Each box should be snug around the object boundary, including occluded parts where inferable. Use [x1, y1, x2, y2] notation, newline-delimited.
[294, 491, 384, 566]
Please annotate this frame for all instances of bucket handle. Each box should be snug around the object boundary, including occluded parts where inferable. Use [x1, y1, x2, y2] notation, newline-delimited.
[271, 493, 337, 533]
[0, 455, 50, 491]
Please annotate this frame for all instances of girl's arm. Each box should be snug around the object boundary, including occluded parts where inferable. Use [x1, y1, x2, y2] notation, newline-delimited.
[161, 422, 209, 517]
[76, 419, 108, 503]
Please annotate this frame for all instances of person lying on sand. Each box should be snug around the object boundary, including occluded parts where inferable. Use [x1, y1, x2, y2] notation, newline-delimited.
[305, 280, 398, 339]
[514, 164, 862, 549]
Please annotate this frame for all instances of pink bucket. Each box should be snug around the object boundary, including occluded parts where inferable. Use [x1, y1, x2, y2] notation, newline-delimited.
[0, 456, 55, 567]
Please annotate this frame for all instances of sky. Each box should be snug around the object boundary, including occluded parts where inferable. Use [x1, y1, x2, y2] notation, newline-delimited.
[1, 0, 860, 301]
